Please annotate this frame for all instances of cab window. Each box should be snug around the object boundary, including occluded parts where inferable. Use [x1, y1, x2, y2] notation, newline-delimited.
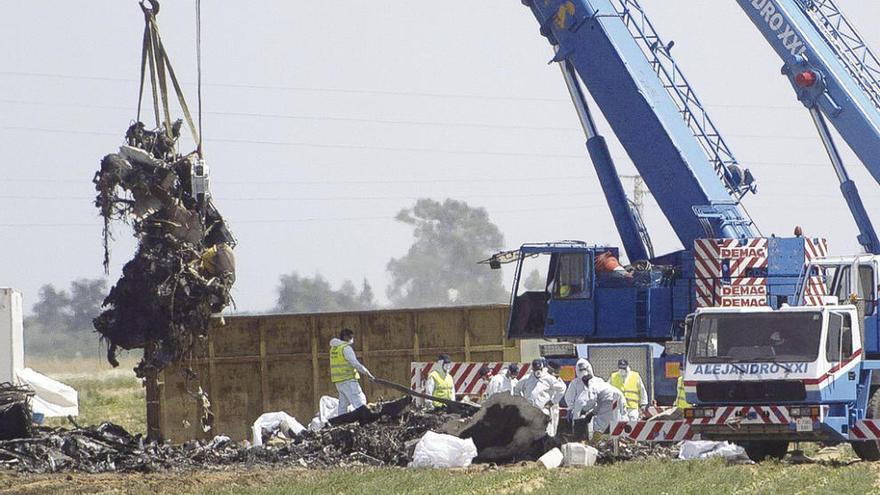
[550, 253, 590, 299]
[826, 312, 853, 362]
[833, 266, 852, 303]
[858, 265, 876, 315]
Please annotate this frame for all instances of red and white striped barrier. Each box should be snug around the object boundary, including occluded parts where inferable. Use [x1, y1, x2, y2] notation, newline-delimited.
[850, 420, 880, 440]
[610, 420, 696, 442]
[410, 361, 531, 398]
[804, 238, 829, 262]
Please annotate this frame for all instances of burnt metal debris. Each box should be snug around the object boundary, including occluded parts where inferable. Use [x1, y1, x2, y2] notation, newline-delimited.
[92, 123, 236, 377]
[91, 0, 234, 377]
[0, 398, 680, 474]
[0, 383, 34, 441]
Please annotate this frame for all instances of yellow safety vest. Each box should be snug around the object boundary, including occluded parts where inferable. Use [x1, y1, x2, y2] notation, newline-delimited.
[610, 371, 643, 410]
[329, 343, 360, 383]
[429, 370, 454, 407]
[676, 375, 691, 409]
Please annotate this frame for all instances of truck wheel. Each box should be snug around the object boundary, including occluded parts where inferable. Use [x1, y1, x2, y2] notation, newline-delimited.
[852, 388, 880, 461]
[742, 440, 788, 462]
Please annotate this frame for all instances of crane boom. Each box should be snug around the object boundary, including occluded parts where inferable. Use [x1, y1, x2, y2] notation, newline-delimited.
[735, 0, 880, 253]
[524, 0, 757, 248]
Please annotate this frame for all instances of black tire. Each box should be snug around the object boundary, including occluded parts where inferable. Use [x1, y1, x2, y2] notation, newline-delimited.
[852, 387, 880, 461]
[742, 440, 789, 462]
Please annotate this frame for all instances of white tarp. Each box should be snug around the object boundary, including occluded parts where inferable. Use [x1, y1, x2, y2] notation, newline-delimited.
[678, 440, 746, 460]
[15, 367, 79, 417]
[409, 432, 477, 469]
[251, 411, 305, 447]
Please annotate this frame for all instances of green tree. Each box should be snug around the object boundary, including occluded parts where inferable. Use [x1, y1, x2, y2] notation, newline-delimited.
[275, 273, 376, 313]
[69, 278, 108, 331]
[25, 278, 108, 358]
[31, 284, 72, 330]
[386, 198, 508, 308]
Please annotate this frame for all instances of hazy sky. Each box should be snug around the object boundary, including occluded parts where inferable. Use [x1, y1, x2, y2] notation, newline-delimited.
[2, 0, 880, 314]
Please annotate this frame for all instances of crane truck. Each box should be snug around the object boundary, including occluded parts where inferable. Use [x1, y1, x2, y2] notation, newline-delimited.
[483, 0, 823, 405]
[609, 0, 880, 461]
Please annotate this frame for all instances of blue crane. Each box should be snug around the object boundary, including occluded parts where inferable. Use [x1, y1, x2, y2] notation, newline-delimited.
[482, 0, 826, 405]
[530, 0, 758, 254]
[734, 0, 880, 253]
[484, 0, 819, 348]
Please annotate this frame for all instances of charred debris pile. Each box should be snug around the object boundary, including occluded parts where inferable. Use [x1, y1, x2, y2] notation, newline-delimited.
[0, 396, 675, 474]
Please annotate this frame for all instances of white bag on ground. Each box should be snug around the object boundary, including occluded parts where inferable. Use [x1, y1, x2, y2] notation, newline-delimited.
[538, 447, 564, 469]
[409, 431, 477, 468]
[561, 443, 598, 467]
[679, 440, 746, 460]
[252, 411, 305, 447]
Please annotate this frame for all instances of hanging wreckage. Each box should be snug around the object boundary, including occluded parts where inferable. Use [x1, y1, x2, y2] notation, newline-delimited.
[92, 0, 235, 376]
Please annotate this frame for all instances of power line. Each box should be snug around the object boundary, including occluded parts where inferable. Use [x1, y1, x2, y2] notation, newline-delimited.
[0, 71, 806, 110]
[0, 124, 834, 165]
[0, 203, 611, 228]
[0, 97, 816, 138]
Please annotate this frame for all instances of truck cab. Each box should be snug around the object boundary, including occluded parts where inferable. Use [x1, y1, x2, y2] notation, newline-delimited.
[683, 302, 880, 460]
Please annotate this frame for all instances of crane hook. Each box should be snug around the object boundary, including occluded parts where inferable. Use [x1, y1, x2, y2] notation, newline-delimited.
[139, 0, 160, 17]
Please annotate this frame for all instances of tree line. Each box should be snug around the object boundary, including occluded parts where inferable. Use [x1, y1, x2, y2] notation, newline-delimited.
[26, 198, 513, 356]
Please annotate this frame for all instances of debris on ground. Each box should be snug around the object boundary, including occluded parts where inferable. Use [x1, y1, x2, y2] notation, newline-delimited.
[594, 438, 680, 463]
[0, 394, 689, 474]
[440, 394, 557, 463]
[0, 383, 33, 441]
[0, 400, 465, 474]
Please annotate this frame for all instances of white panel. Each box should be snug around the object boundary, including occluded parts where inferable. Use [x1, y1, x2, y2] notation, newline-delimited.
[0, 288, 24, 383]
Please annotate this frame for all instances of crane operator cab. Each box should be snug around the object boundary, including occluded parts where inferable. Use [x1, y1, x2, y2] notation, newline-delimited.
[482, 242, 683, 342]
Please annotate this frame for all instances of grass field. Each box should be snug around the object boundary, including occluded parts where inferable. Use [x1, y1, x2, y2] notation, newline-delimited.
[25, 354, 146, 434]
[4, 357, 880, 494]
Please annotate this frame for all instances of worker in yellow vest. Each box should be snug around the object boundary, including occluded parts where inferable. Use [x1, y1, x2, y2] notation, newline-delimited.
[609, 359, 648, 421]
[426, 354, 456, 407]
[329, 328, 375, 417]
[675, 373, 691, 410]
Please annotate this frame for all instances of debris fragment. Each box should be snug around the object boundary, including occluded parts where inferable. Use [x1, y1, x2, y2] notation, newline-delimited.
[92, 127, 235, 377]
[538, 447, 563, 469]
[440, 394, 558, 463]
[0, 383, 33, 441]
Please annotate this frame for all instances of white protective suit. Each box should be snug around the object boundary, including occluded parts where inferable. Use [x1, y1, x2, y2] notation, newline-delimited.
[514, 370, 566, 436]
[329, 337, 373, 416]
[563, 358, 594, 411]
[570, 377, 626, 438]
[484, 371, 517, 399]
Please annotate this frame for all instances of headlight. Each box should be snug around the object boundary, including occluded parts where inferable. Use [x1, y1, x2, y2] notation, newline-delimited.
[684, 408, 715, 419]
[789, 406, 820, 417]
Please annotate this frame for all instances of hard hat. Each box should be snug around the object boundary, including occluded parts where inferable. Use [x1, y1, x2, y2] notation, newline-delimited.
[617, 359, 629, 369]
[531, 358, 545, 370]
